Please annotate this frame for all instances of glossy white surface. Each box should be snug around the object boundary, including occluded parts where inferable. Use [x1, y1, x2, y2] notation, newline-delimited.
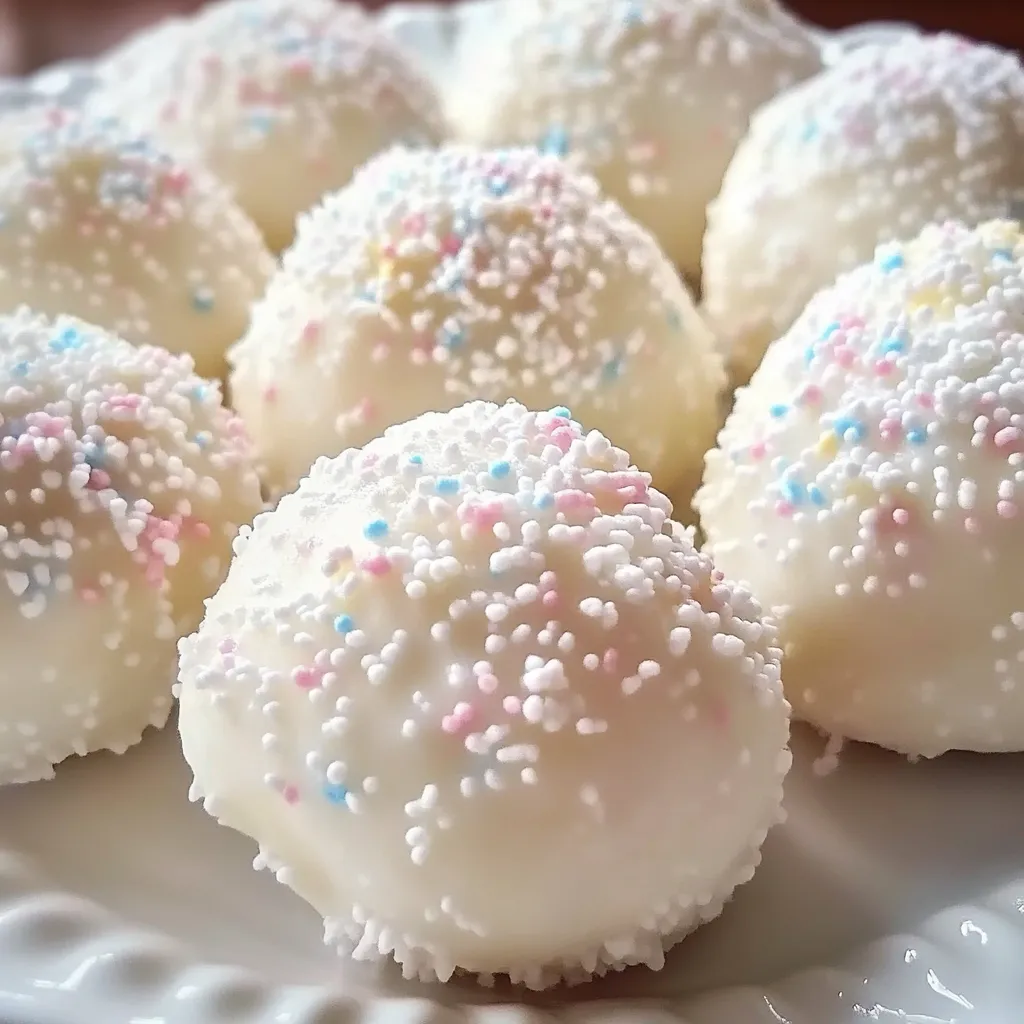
[2, 723, 1023, 1023]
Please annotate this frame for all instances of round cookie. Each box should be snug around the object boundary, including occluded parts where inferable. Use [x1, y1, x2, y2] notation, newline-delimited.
[703, 33, 1024, 385]
[697, 219, 1024, 757]
[177, 398, 791, 987]
[93, 0, 447, 252]
[0, 105, 273, 382]
[230, 144, 722, 503]
[0, 308, 262, 785]
[450, 0, 823, 281]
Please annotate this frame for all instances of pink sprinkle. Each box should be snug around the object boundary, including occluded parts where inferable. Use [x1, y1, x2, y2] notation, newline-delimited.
[550, 426, 576, 452]
[460, 500, 504, 532]
[555, 489, 595, 513]
[542, 590, 559, 610]
[878, 418, 902, 443]
[108, 394, 142, 411]
[282, 785, 300, 805]
[775, 500, 795, 518]
[834, 347, 855, 369]
[602, 648, 619, 672]
[86, 468, 112, 490]
[477, 673, 499, 693]
[441, 702, 475, 734]
[440, 234, 461, 256]
[708, 696, 731, 731]
[998, 500, 1018, 519]
[891, 507, 911, 527]
[360, 554, 391, 577]
[502, 695, 522, 715]
[839, 315, 866, 331]
[401, 213, 427, 236]
[264, 385, 278, 403]
[749, 441, 767, 461]
[79, 586, 101, 604]
[301, 320, 321, 344]
[293, 666, 323, 690]
[163, 169, 191, 196]
[218, 638, 237, 654]
[799, 385, 823, 405]
[356, 398, 375, 424]
[992, 426, 1024, 454]
[917, 393, 935, 409]
[873, 360, 894, 377]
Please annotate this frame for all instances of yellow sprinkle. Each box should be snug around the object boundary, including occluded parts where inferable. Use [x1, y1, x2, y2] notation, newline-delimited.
[378, 259, 395, 281]
[815, 432, 839, 458]
[844, 478, 875, 502]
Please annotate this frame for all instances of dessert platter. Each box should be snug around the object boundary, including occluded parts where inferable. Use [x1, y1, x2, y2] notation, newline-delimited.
[1, 2, 1024, 1023]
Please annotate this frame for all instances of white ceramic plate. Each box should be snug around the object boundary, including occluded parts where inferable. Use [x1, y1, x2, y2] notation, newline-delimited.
[5, 6, 1015, 1024]
[2, 721, 1023, 1024]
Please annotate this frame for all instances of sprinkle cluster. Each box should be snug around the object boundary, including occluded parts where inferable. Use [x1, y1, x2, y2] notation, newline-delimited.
[702, 221, 1024, 580]
[0, 104, 273, 380]
[703, 33, 1024, 381]
[0, 308, 261, 784]
[231, 144, 720, 498]
[93, 0, 446, 250]
[179, 399, 788, 986]
[454, 0, 822, 275]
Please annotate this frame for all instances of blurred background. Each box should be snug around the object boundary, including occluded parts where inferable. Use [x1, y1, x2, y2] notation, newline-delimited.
[0, 0, 1021, 76]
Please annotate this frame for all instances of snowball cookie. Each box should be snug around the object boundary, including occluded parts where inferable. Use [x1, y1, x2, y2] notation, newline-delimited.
[703, 34, 1024, 385]
[177, 399, 790, 986]
[94, 0, 447, 253]
[697, 219, 1024, 757]
[0, 308, 262, 785]
[0, 105, 273, 382]
[451, 0, 823, 281]
[230, 145, 723, 503]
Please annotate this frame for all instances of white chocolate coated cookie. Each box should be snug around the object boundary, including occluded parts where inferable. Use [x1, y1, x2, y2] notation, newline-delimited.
[94, 0, 446, 252]
[698, 220, 1024, 756]
[451, 0, 822, 281]
[230, 145, 722, 502]
[703, 34, 1024, 384]
[0, 105, 273, 381]
[178, 399, 791, 988]
[0, 309, 262, 785]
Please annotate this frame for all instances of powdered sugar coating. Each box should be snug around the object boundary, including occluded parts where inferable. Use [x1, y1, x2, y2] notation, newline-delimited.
[0, 308, 262, 785]
[230, 144, 722, 502]
[178, 398, 790, 987]
[93, 0, 446, 252]
[697, 219, 1024, 756]
[703, 34, 1024, 384]
[0, 104, 273, 381]
[451, 0, 822, 280]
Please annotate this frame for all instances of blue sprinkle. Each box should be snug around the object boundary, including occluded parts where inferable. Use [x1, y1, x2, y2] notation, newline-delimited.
[334, 614, 354, 634]
[11, 361, 28, 377]
[807, 484, 826, 506]
[193, 432, 210, 449]
[993, 248, 1014, 262]
[551, 406, 571, 419]
[879, 252, 904, 273]
[822, 322, 842, 339]
[534, 492, 555, 509]
[602, 355, 624, 381]
[781, 479, 806, 505]
[49, 326, 83, 352]
[833, 416, 865, 442]
[800, 121, 819, 142]
[488, 177, 509, 197]
[363, 519, 388, 540]
[880, 336, 904, 354]
[436, 476, 460, 494]
[804, 345, 817, 365]
[540, 125, 570, 157]
[624, 1, 643, 25]
[666, 306, 682, 330]
[84, 448, 105, 469]
[247, 111, 276, 134]
[442, 326, 464, 349]
[191, 288, 215, 312]
[323, 783, 349, 806]
[769, 404, 788, 419]
[191, 384, 208, 400]
[408, 454, 424, 465]
[906, 427, 927, 444]
[489, 460, 511, 479]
